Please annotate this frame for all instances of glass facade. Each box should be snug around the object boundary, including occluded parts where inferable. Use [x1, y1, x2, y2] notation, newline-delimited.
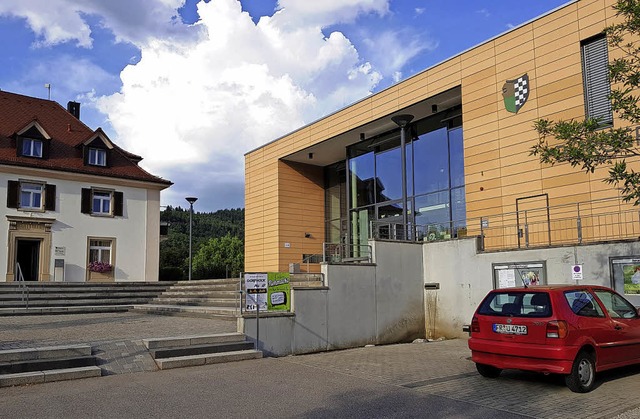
[325, 110, 465, 246]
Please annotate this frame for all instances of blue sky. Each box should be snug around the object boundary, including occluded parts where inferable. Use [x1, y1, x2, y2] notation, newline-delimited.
[0, 0, 571, 212]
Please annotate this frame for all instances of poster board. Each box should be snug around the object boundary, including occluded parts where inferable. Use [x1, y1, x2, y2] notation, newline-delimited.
[244, 272, 291, 312]
[492, 262, 546, 289]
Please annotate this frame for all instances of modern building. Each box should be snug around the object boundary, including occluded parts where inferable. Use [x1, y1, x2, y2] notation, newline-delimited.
[242, 0, 640, 352]
[0, 91, 172, 282]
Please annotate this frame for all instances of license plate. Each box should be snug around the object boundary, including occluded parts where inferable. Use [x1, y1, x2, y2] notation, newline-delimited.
[493, 323, 527, 335]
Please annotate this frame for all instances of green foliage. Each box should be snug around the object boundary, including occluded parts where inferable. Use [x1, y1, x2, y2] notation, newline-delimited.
[531, 0, 640, 205]
[192, 234, 244, 279]
[159, 206, 244, 280]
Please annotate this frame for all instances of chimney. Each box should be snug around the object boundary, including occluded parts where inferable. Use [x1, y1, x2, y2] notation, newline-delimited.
[67, 101, 80, 119]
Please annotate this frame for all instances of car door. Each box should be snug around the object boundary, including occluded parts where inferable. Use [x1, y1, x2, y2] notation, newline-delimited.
[562, 289, 620, 366]
[593, 289, 640, 365]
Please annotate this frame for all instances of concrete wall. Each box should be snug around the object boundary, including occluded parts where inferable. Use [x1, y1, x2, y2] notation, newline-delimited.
[242, 240, 425, 356]
[424, 237, 640, 338]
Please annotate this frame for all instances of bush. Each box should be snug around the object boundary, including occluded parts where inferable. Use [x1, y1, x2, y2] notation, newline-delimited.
[159, 267, 184, 281]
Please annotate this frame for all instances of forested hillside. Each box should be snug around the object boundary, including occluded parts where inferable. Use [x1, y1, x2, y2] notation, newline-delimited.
[159, 206, 244, 280]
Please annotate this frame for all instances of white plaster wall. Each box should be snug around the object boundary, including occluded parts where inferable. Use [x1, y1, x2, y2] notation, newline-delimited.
[424, 238, 640, 338]
[0, 172, 158, 282]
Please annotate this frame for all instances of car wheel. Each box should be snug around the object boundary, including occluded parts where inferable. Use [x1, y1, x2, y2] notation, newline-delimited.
[476, 363, 502, 378]
[565, 351, 596, 393]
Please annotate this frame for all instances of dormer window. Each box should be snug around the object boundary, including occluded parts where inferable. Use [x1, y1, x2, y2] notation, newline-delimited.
[88, 148, 107, 166]
[21, 138, 43, 158]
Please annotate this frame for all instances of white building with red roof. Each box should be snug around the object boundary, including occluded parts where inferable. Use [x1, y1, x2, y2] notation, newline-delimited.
[0, 91, 172, 282]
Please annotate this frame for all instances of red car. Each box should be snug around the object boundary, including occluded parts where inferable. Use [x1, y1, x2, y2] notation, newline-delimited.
[468, 284, 640, 392]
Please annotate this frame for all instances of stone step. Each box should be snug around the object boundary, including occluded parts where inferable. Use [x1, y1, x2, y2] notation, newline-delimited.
[131, 304, 237, 319]
[172, 279, 239, 286]
[0, 345, 92, 363]
[0, 305, 132, 316]
[155, 350, 262, 370]
[0, 355, 97, 374]
[0, 298, 152, 308]
[0, 366, 102, 387]
[150, 298, 236, 307]
[142, 332, 246, 349]
[151, 341, 254, 359]
[0, 292, 162, 300]
[159, 290, 238, 297]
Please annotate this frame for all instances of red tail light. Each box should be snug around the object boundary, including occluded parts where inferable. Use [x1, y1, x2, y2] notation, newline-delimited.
[471, 316, 480, 333]
[546, 320, 568, 338]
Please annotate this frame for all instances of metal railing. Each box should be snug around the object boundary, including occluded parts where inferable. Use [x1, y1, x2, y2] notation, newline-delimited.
[368, 196, 640, 252]
[322, 242, 372, 264]
[16, 262, 29, 309]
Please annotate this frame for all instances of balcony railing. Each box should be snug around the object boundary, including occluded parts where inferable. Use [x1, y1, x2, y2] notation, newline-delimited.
[369, 196, 640, 252]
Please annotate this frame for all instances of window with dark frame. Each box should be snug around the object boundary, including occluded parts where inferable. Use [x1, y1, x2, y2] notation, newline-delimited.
[88, 148, 107, 166]
[81, 188, 123, 216]
[21, 138, 43, 158]
[581, 34, 613, 126]
[6, 180, 56, 211]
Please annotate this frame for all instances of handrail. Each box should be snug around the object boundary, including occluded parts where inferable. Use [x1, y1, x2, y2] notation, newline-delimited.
[16, 262, 29, 309]
[323, 243, 372, 264]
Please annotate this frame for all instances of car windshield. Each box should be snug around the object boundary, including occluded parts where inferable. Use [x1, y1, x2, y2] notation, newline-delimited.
[477, 291, 552, 317]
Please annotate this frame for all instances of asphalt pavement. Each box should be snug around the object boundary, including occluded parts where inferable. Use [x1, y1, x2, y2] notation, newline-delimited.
[1, 313, 640, 418]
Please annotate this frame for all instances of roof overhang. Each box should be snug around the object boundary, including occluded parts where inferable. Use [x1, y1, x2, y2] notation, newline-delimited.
[281, 86, 461, 167]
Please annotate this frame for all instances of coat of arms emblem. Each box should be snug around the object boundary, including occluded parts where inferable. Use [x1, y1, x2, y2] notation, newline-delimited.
[502, 74, 529, 114]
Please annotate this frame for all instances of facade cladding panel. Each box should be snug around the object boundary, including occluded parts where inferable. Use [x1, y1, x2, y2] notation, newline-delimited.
[245, 0, 635, 273]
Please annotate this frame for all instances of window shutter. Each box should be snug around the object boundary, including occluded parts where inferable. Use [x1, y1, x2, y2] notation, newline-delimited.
[83, 146, 89, 165]
[45, 184, 56, 211]
[114, 191, 124, 216]
[16, 137, 23, 157]
[81, 188, 91, 214]
[7, 181, 19, 208]
[42, 139, 50, 159]
[582, 35, 612, 125]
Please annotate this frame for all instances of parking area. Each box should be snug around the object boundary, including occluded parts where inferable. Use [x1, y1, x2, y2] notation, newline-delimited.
[1, 313, 640, 417]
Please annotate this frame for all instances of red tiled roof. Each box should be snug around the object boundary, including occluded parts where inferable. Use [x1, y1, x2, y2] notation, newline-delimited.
[0, 91, 172, 187]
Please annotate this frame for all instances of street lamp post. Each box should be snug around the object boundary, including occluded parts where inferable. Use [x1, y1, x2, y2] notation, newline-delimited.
[186, 197, 198, 281]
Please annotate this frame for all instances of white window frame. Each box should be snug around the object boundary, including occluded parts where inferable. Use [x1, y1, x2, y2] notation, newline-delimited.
[19, 182, 44, 210]
[88, 148, 107, 166]
[92, 190, 112, 215]
[22, 138, 43, 158]
[89, 239, 113, 264]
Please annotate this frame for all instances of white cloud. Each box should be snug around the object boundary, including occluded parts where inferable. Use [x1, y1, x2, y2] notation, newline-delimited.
[362, 29, 437, 78]
[414, 8, 425, 16]
[93, 0, 387, 209]
[0, 0, 191, 47]
[476, 8, 491, 18]
[3, 0, 410, 210]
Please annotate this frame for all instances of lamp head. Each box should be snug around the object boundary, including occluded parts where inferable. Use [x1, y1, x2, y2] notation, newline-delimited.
[391, 114, 414, 128]
[185, 197, 198, 205]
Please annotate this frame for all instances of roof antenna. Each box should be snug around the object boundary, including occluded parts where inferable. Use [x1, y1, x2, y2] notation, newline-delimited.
[44, 83, 51, 100]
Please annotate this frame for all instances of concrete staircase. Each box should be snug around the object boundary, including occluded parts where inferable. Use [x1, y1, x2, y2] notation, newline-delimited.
[0, 344, 101, 387]
[0, 282, 172, 315]
[142, 332, 262, 370]
[133, 279, 240, 319]
[133, 275, 325, 318]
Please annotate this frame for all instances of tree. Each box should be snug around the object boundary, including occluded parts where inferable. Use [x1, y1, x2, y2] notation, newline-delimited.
[531, 0, 640, 204]
[192, 234, 244, 279]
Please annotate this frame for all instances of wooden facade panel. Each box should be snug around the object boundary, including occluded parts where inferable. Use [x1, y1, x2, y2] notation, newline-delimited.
[463, 83, 499, 104]
[462, 66, 497, 87]
[536, 83, 584, 108]
[245, 0, 624, 270]
[465, 167, 501, 185]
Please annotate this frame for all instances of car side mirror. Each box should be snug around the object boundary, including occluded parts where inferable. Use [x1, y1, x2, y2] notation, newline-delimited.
[637, 307, 640, 316]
